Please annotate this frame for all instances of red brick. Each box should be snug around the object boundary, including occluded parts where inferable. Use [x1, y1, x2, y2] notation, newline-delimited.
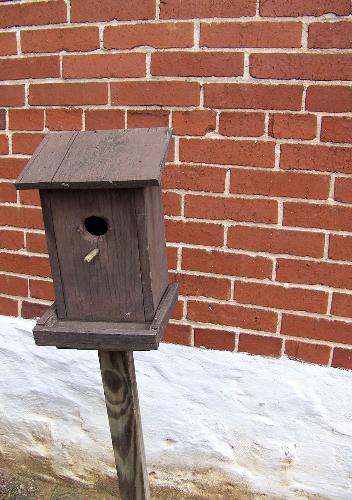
[332, 348, 352, 369]
[321, 117, 352, 144]
[30, 83, 108, 106]
[172, 110, 216, 136]
[29, 279, 54, 301]
[281, 313, 352, 345]
[236, 281, 327, 313]
[238, 333, 282, 357]
[0, 158, 27, 180]
[0, 0, 67, 28]
[173, 272, 231, 300]
[185, 195, 277, 224]
[260, 0, 351, 17]
[0, 32, 17, 55]
[281, 144, 352, 174]
[0, 182, 16, 203]
[0, 109, 5, 130]
[231, 169, 329, 200]
[0, 296, 18, 316]
[188, 300, 277, 332]
[168, 139, 177, 164]
[152, 51, 243, 77]
[127, 110, 169, 129]
[21, 27, 99, 53]
[71, 0, 155, 22]
[285, 340, 330, 365]
[0, 206, 43, 230]
[19, 190, 41, 207]
[182, 248, 273, 279]
[331, 293, 352, 319]
[335, 177, 352, 204]
[329, 235, 352, 262]
[219, 112, 265, 138]
[85, 110, 124, 131]
[12, 133, 45, 155]
[276, 258, 352, 290]
[46, 109, 83, 131]
[306, 86, 352, 113]
[166, 141, 177, 162]
[165, 219, 223, 247]
[111, 82, 200, 107]
[269, 113, 316, 140]
[0, 253, 50, 277]
[9, 109, 44, 131]
[160, 0, 256, 18]
[0, 274, 27, 297]
[251, 53, 352, 80]
[163, 192, 182, 216]
[0, 85, 24, 107]
[162, 164, 226, 193]
[0, 135, 9, 155]
[166, 246, 178, 270]
[205, 83, 303, 111]
[0, 230, 24, 251]
[166, 138, 176, 163]
[63, 53, 145, 79]
[162, 323, 192, 346]
[104, 22, 193, 49]
[201, 21, 302, 48]
[309, 21, 352, 49]
[228, 226, 325, 258]
[0, 56, 59, 80]
[194, 328, 236, 351]
[284, 202, 352, 232]
[22, 301, 48, 319]
[26, 233, 48, 254]
[171, 300, 184, 320]
[180, 138, 275, 168]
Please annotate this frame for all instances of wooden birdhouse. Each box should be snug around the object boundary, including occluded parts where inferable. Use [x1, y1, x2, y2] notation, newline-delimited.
[16, 128, 178, 351]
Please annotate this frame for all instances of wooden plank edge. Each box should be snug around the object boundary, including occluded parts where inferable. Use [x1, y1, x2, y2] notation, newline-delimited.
[151, 283, 179, 344]
[33, 330, 159, 351]
[15, 179, 161, 190]
[32, 282, 178, 350]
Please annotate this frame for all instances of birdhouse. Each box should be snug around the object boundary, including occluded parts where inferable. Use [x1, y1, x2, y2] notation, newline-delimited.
[16, 128, 178, 351]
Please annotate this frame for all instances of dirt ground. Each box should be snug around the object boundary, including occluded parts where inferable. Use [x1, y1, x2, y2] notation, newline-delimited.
[0, 452, 327, 500]
[0, 465, 271, 500]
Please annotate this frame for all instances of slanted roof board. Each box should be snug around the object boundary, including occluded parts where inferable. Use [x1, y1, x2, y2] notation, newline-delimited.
[16, 127, 172, 190]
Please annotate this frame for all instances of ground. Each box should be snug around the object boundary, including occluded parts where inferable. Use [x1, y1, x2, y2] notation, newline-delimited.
[0, 466, 272, 500]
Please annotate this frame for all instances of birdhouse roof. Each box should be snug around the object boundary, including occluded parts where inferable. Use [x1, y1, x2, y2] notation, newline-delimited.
[16, 128, 172, 190]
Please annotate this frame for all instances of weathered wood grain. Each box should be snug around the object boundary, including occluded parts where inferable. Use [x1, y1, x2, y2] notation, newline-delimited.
[16, 128, 172, 190]
[15, 132, 76, 188]
[40, 191, 67, 318]
[32, 283, 178, 350]
[151, 283, 179, 344]
[134, 186, 169, 322]
[143, 185, 169, 317]
[99, 351, 151, 500]
[48, 188, 145, 322]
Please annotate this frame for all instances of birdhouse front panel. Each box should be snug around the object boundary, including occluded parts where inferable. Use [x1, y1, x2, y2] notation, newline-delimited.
[41, 188, 146, 322]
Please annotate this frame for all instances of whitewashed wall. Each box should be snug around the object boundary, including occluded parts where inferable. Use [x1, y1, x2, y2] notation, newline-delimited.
[0, 314, 351, 499]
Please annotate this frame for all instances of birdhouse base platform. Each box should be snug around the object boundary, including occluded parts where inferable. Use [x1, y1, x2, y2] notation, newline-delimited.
[33, 283, 178, 351]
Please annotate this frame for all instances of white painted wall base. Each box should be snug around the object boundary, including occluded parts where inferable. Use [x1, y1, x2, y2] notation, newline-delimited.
[0, 315, 351, 499]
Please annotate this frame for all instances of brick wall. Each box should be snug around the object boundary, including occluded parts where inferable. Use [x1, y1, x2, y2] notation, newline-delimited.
[0, 0, 351, 369]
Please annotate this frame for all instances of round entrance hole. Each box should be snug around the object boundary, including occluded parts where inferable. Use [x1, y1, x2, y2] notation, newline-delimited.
[84, 216, 108, 236]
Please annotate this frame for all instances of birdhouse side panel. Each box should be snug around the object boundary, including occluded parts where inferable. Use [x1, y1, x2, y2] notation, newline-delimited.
[41, 189, 145, 323]
[135, 186, 169, 322]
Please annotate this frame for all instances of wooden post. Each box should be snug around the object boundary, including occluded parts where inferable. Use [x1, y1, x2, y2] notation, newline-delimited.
[99, 351, 151, 500]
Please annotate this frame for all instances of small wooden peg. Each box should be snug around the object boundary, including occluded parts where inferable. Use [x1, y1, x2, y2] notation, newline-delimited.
[84, 248, 99, 263]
